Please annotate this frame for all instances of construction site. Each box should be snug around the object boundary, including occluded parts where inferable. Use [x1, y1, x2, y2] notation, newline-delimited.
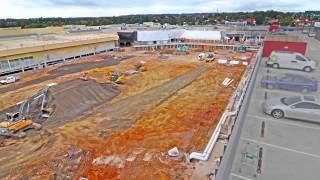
[0, 26, 259, 179]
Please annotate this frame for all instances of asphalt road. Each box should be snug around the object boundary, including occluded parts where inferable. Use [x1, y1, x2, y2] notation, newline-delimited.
[228, 32, 320, 180]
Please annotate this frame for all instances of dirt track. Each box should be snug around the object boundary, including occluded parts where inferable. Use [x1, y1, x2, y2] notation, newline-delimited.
[103, 64, 208, 117]
[0, 56, 130, 94]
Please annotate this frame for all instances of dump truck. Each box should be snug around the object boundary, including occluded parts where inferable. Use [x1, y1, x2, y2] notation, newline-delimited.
[198, 53, 216, 62]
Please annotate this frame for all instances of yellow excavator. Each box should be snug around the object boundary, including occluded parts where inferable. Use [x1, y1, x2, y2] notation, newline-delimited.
[110, 71, 125, 84]
[0, 112, 41, 139]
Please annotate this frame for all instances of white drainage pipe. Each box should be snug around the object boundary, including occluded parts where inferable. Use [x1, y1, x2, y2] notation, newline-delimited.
[189, 111, 237, 161]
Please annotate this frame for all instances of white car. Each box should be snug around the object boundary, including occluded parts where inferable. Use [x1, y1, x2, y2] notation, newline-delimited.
[0, 76, 20, 85]
[267, 51, 316, 72]
[308, 32, 316, 37]
[302, 29, 309, 34]
[263, 96, 320, 122]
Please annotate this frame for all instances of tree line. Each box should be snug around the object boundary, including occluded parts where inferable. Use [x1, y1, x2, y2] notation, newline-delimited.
[0, 11, 319, 29]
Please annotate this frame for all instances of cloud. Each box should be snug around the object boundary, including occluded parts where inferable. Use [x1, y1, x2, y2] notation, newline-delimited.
[47, 0, 99, 7]
[0, 0, 319, 18]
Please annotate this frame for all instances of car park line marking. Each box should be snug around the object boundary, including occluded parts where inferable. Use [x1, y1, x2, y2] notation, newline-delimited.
[241, 137, 320, 159]
[231, 173, 254, 180]
[247, 114, 320, 131]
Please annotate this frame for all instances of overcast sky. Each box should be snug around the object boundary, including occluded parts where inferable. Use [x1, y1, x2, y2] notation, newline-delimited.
[1, 0, 319, 18]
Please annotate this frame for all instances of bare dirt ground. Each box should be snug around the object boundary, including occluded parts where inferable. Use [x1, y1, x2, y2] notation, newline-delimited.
[0, 55, 131, 94]
[0, 50, 248, 179]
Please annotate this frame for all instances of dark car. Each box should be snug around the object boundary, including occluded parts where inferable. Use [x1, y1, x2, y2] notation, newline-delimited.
[261, 74, 318, 93]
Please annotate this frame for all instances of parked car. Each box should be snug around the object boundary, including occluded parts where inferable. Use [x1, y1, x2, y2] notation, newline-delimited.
[262, 96, 320, 122]
[308, 32, 316, 37]
[302, 29, 309, 34]
[261, 74, 318, 93]
[0, 76, 20, 85]
[267, 51, 316, 72]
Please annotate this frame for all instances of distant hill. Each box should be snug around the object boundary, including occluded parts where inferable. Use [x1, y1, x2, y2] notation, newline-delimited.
[0, 10, 319, 29]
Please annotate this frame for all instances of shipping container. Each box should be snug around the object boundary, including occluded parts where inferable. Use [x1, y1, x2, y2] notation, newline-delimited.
[262, 34, 307, 57]
[263, 41, 307, 57]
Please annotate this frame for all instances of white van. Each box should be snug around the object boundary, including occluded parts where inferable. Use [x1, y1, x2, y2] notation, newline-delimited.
[267, 51, 316, 72]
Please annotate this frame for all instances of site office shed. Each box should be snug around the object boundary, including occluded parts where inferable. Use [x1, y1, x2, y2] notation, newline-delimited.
[262, 34, 307, 57]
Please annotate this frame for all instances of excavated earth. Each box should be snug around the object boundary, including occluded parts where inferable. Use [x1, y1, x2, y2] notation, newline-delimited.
[0, 56, 131, 94]
[44, 79, 120, 128]
[0, 52, 248, 179]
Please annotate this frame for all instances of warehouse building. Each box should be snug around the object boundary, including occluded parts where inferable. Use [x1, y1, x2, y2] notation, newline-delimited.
[135, 30, 225, 45]
[0, 27, 118, 75]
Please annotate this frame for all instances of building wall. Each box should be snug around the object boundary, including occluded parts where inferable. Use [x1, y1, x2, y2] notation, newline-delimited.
[0, 40, 117, 75]
[315, 27, 320, 40]
[263, 41, 307, 57]
[0, 27, 65, 36]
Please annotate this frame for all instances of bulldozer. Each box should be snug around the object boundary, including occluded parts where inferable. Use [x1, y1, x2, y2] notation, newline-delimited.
[0, 113, 41, 139]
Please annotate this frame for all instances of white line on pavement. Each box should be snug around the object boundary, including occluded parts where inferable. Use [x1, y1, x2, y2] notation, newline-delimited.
[231, 173, 254, 180]
[241, 137, 320, 159]
[247, 114, 320, 131]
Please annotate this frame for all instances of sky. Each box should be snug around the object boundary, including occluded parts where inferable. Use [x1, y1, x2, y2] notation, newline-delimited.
[0, 0, 319, 18]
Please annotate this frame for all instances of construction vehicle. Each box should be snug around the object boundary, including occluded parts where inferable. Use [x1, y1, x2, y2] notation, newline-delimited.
[176, 45, 189, 52]
[135, 61, 147, 72]
[110, 71, 125, 84]
[234, 44, 247, 53]
[0, 113, 41, 139]
[198, 53, 216, 62]
[80, 72, 89, 81]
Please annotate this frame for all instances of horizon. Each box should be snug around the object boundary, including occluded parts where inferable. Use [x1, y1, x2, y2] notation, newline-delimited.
[1, 0, 320, 19]
[1, 10, 319, 20]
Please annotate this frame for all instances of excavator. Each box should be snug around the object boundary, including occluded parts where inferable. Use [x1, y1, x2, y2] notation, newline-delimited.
[0, 112, 41, 139]
[111, 72, 125, 84]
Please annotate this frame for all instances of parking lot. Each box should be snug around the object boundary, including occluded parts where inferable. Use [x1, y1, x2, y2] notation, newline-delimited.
[229, 31, 320, 180]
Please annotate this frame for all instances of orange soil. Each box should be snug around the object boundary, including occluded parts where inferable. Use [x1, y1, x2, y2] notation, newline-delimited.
[72, 64, 245, 179]
[1, 52, 247, 179]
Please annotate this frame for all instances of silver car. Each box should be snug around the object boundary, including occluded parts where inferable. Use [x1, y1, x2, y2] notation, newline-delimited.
[262, 96, 320, 122]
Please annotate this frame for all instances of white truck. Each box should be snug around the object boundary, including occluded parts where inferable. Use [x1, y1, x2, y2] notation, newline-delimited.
[0, 76, 20, 85]
[267, 51, 316, 72]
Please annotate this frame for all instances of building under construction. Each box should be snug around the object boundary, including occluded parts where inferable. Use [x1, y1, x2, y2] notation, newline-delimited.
[0, 25, 264, 179]
[0, 27, 118, 75]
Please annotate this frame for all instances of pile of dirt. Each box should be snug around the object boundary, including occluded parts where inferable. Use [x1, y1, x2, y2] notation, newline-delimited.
[0, 79, 120, 130]
[44, 79, 120, 128]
